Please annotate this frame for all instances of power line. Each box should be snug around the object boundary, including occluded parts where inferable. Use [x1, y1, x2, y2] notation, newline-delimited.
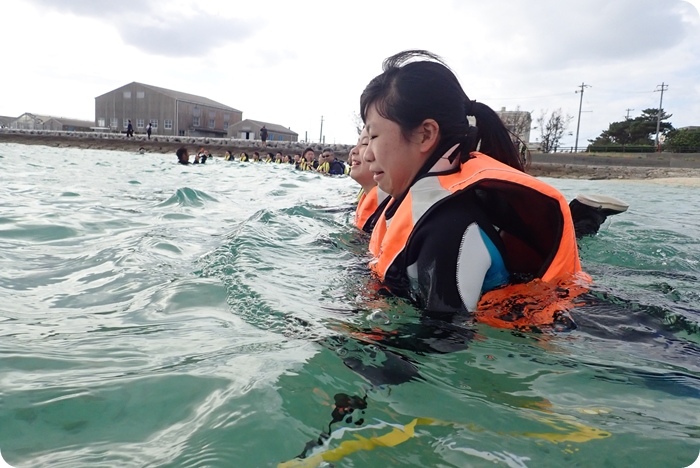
[478, 92, 572, 101]
[625, 108, 635, 120]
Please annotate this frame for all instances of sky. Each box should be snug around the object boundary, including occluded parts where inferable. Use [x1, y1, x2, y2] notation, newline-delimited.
[2, 0, 699, 147]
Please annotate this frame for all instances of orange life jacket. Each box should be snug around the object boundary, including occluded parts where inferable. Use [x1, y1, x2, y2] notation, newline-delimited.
[368, 151, 587, 329]
[354, 186, 389, 233]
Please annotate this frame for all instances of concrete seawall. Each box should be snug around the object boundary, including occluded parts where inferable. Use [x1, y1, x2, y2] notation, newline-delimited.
[4, 129, 700, 179]
[0, 129, 355, 157]
[532, 152, 700, 169]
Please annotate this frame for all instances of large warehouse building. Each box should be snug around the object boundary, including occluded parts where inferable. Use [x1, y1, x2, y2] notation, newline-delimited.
[95, 82, 242, 137]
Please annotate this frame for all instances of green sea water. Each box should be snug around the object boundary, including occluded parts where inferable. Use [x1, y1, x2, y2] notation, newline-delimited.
[0, 142, 698, 467]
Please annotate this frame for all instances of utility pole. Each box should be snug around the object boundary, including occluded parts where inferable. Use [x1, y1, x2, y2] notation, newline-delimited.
[574, 82, 591, 153]
[654, 82, 668, 152]
[319, 115, 324, 143]
[625, 108, 634, 120]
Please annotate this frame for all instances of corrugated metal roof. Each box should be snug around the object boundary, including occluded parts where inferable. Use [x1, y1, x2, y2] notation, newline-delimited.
[137, 82, 241, 112]
[44, 117, 94, 128]
[0, 116, 16, 127]
[95, 82, 241, 112]
[233, 119, 298, 136]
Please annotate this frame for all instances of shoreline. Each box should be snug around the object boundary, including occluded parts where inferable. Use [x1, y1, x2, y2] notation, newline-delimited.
[527, 162, 700, 181]
[3, 131, 700, 181]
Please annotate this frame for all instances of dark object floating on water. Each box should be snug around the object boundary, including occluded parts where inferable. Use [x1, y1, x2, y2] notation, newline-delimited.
[570, 194, 629, 238]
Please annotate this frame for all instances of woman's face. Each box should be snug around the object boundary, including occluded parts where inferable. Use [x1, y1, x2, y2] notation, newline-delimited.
[349, 127, 374, 189]
[363, 104, 424, 197]
[304, 150, 314, 162]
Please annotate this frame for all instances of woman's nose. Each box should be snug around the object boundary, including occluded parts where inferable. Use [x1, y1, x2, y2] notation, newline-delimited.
[363, 145, 374, 163]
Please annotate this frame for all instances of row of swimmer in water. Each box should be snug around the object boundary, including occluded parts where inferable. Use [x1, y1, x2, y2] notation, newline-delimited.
[176, 145, 349, 175]
[224, 147, 349, 175]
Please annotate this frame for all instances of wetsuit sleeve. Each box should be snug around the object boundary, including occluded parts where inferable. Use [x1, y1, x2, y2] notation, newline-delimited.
[402, 199, 480, 313]
[399, 194, 509, 314]
[456, 224, 494, 311]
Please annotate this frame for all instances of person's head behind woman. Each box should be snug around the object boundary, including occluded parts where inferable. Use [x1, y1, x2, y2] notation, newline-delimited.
[349, 126, 374, 193]
[360, 50, 522, 196]
[176, 146, 189, 164]
[302, 147, 315, 162]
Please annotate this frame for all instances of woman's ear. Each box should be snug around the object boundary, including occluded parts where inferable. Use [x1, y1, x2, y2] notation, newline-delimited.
[418, 119, 440, 153]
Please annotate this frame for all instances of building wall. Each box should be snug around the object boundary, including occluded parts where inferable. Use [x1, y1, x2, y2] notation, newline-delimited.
[228, 120, 262, 140]
[496, 108, 532, 144]
[227, 120, 298, 142]
[175, 102, 242, 137]
[95, 83, 242, 137]
[95, 83, 176, 135]
[10, 113, 44, 130]
[266, 130, 298, 142]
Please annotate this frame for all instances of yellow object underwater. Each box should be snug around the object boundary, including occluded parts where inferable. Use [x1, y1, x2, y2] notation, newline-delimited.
[278, 410, 610, 467]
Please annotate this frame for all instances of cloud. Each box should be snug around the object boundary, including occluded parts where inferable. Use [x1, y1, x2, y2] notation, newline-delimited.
[535, 0, 694, 64]
[452, 0, 697, 70]
[24, 0, 259, 57]
[118, 16, 256, 57]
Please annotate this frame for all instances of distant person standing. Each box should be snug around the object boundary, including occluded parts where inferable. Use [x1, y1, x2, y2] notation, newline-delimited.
[146, 122, 152, 139]
[260, 125, 268, 147]
[126, 120, 134, 137]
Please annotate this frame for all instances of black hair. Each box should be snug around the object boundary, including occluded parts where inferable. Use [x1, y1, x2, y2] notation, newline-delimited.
[176, 146, 188, 158]
[360, 50, 522, 172]
[253, 151, 260, 156]
[322, 147, 334, 154]
[302, 147, 314, 157]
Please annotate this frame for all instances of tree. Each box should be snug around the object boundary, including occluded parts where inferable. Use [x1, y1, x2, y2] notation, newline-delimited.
[497, 106, 532, 142]
[536, 109, 573, 153]
[664, 127, 700, 152]
[589, 108, 673, 147]
[351, 111, 363, 136]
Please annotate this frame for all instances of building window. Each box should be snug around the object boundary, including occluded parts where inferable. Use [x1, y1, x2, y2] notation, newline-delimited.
[136, 119, 144, 129]
[178, 130, 185, 136]
[224, 113, 230, 126]
[193, 116, 200, 127]
[110, 118, 118, 129]
[150, 119, 158, 129]
[208, 119, 215, 129]
[123, 119, 129, 129]
[98, 118, 105, 127]
[136, 91, 145, 99]
[123, 91, 131, 98]
[164, 119, 173, 130]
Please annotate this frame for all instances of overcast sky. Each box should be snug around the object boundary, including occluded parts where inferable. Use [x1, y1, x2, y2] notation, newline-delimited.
[3, 0, 699, 147]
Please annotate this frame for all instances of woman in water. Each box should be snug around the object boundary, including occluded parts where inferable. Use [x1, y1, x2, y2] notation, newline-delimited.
[349, 126, 389, 233]
[360, 50, 581, 317]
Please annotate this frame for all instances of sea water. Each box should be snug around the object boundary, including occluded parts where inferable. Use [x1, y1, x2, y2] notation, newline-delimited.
[0, 143, 698, 468]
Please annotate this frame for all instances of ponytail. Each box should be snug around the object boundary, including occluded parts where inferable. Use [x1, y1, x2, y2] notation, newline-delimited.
[469, 101, 524, 172]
